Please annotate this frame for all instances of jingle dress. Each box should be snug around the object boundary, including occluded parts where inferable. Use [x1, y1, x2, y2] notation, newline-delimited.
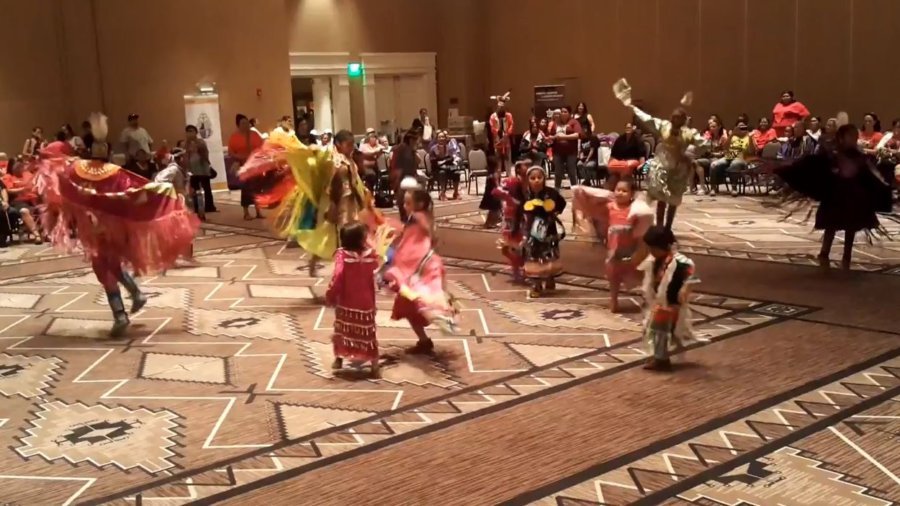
[521, 174, 567, 281]
[492, 175, 526, 270]
[572, 186, 654, 286]
[326, 248, 380, 362]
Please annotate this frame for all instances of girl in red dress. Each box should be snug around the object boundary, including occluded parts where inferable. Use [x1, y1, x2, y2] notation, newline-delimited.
[325, 222, 381, 378]
[573, 175, 654, 312]
[492, 160, 528, 282]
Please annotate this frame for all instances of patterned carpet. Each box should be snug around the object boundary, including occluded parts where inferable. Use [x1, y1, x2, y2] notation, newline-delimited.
[438, 192, 900, 274]
[0, 194, 898, 505]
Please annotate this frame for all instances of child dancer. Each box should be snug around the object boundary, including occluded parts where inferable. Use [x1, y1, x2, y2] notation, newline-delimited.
[521, 165, 567, 298]
[639, 226, 699, 371]
[383, 181, 457, 354]
[775, 124, 889, 270]
[573, 175, 654, 312]
[493, 160, 528, 282]
[325, 222, 381, 378]
[479, 155, 503, 228]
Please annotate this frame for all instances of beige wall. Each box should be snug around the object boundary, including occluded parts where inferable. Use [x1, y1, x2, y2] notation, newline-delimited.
[285, 0, 485, 128]
[0, 0, 293, 154]
[484, 0, 900, 132]
[4, 0, 898, 153]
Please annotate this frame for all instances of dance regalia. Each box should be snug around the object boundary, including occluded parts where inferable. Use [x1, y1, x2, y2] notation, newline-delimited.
[632, 106, 707, 207]
[238, 132, 382, 259]
[381, 212, 457, 333]
[35, 114, 199, 337]
[521, 178, 566, 281]
[638, 252, 699, 361]
[613, 79, 707, 207]
[774, 150, 889, 237]
[325, 248, 380, 362]
[572, 187, 654, 286]
[492, 175, 526, 272]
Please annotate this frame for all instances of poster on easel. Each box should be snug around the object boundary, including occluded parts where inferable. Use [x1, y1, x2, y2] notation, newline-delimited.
[533, 84, 566, 120]
[184, 94, 227, 189]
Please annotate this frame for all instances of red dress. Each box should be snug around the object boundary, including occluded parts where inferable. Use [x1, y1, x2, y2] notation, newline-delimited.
[326, 248, 379, 361]
[37, 157, 199, 274]
[492, 176, 525, 268]
[605, 201, 641, 286]
[772, 101, 810, 137]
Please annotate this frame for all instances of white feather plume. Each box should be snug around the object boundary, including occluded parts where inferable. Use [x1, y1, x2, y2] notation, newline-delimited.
[89, 112, 109, 142]
[680, 91, 694, 107]
[400, 176, 420, 190]
[836, 111, 849, 127]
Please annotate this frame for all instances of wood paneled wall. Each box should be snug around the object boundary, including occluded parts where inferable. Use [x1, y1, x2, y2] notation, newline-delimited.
[485, 0, 900, 131]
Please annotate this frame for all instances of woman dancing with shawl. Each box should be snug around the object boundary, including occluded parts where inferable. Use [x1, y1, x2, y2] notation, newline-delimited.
[521, 165, 567, 298]
[573, 175, 654, 312]
[36, 113, 200, 337]
[380, 180, 457, 355]
[613, 79, 707, 229]
[238, 129, 381, 277]
[774, 123, 891, 270]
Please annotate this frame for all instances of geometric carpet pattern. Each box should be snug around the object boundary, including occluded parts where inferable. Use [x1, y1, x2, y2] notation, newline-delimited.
[0, 230, 790, 505]
[0, 193, 898, 505]
[437, 193, 900, 274]
[520, 354, 900, 505]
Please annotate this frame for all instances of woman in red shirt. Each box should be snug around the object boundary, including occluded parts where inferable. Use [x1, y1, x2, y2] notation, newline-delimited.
[228, 114, 264, 220]
[858, 113, 883, 156]
[772, 91, 810, 137]
[750, 117, 778, 151]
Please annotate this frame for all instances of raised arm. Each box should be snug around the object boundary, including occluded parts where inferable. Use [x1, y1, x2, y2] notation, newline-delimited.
[630, 106, 665, 134]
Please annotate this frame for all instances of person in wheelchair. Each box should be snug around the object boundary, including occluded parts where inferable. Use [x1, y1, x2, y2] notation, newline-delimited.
[429, 130, 462, 200]
[1, 157, 42, 244]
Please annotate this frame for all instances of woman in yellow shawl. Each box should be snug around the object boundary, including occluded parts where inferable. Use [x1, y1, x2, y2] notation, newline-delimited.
[239, 129, 381, 276]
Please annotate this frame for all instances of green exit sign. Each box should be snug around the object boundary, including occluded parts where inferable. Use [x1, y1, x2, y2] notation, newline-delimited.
[347, 62, 363, 77]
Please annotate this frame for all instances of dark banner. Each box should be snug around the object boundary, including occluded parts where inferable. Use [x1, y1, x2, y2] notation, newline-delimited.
[534, 84, 566, 119]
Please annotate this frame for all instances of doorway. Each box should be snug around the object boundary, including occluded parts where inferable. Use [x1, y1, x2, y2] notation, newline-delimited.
[291, 77, 316, 130]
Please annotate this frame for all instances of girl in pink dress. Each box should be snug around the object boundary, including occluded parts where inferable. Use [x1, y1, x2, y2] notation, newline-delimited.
[573, 176, 654, 312]
[325, 222, 381, 377]
[383, 184, 457, 355]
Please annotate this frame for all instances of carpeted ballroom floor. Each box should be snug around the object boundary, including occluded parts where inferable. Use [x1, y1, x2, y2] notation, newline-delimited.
[0, 190, 898, 506]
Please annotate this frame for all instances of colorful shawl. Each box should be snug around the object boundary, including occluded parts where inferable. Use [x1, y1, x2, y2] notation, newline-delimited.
[238, 132, 382, 259]
[34, 154, 199, 274]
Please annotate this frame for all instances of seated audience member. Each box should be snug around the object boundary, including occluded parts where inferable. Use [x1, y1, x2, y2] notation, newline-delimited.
[803, 116, 822, 152]
[772, 90, 810, 137]
[750, 117, 778, 151]
[875, 119, 900, 192]
[816, 118, 840, 155]
[430, 130, 462, 200]
[378, 134, 391, 153]
[778, 123, 807, 161]
[358, 131, 385, 191]
[391, 130, 421, 220]
[1, 159, 42, 244]
[519, 123, 548, 165]
[125, 148, 158, 179]
[859, 112, 883, 156]
[0, 154, 12, 247]
[577, 132, 602, 186]
[319, 129, 334, 154]
[694, 118, 729, 195]
[608, 122, 646, 178]
[22, 126, 45, 160]
[710, 121, 756, 197]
